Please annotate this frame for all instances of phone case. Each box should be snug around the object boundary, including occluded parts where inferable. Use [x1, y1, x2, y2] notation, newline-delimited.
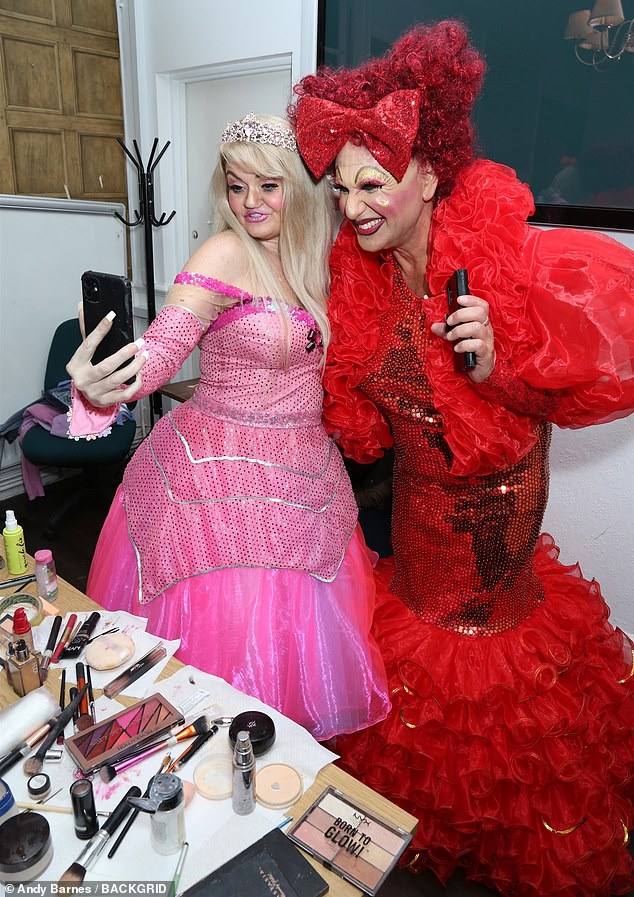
[82, 270, 134, 376]
[446, 268, 477, 372]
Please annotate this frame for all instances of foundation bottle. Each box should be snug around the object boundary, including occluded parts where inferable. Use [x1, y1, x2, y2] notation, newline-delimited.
[8, 640, 41, 697]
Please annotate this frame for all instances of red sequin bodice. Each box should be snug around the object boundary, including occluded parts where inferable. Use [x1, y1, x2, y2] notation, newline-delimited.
[361, 266, 548, 635]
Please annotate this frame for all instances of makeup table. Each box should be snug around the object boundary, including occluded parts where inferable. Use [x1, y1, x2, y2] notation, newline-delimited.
[0, 552, 417, 895]
[158, 377, 200, 404]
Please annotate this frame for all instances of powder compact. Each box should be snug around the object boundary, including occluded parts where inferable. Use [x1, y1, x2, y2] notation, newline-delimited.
[0, 812, 53, 881]
[85, 631, 135, 670]
[228, 711, 275, 756]
[256, 763, 303, 809]
[287, 786, 412, 896]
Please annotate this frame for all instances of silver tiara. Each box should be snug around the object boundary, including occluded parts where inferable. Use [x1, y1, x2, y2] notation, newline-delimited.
[220, 113, 298, 154]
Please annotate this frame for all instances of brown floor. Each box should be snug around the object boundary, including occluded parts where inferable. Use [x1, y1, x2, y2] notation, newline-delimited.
[1, 475, 632, 897]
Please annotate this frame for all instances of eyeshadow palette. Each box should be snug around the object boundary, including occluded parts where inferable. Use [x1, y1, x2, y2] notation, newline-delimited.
[65, 693, 183, 773]
[287, 786, 412, 895]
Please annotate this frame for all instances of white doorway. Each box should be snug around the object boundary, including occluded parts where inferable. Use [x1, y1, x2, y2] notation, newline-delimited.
[185, 67, 292, 259]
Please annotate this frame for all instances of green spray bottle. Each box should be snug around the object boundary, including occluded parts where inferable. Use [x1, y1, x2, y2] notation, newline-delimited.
[3, 510, 28, 575]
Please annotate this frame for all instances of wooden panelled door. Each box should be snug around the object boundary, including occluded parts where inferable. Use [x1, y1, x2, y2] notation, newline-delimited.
[0, 0, 126, 204]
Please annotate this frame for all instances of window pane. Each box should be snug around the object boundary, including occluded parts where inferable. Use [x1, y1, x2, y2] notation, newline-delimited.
[320, 0, 634, 228]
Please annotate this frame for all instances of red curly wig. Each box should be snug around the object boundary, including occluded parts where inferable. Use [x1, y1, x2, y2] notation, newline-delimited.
[289, 21, 485, 198]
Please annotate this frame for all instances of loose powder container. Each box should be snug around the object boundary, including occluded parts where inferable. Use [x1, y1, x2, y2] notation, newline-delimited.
[194, 755, 233, 800]
[0, 812, 53, 881]
[256, 763, 303, 809]
[27, 773, 51, 801]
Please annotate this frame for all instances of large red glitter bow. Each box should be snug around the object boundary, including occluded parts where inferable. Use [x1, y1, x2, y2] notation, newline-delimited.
[296, 90, 420, 181]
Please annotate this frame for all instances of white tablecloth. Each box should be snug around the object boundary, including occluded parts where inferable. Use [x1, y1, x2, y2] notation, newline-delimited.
[2, 664, 337, 891]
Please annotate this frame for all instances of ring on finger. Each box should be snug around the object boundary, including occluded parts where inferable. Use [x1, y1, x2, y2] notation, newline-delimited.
[483, 315, 490, 327]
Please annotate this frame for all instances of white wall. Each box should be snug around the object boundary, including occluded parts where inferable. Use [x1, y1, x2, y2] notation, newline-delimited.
[0, 196, 130, 498]
[543, 229, 634, 633]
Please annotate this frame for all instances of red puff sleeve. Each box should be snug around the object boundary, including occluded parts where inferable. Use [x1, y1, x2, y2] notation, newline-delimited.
[324, 159, 634, 475]
[514, 227, 634, 427]
[323, 226, 393, 462]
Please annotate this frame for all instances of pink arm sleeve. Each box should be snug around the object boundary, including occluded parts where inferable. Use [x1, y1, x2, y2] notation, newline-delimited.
[132, 304, 204, 398]
[67, 305, 204, 439]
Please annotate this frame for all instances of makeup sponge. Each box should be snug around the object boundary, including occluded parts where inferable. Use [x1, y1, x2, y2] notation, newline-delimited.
[85, 632, 135, 670]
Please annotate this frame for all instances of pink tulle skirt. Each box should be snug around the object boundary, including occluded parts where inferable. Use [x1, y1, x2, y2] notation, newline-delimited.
[88, 487, 390, 741]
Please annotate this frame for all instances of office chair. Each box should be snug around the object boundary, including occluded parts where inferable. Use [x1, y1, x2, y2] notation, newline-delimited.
[20, 319, 137, 538]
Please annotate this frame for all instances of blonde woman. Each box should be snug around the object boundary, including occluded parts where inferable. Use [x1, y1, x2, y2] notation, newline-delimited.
[67, 114, 389, 740]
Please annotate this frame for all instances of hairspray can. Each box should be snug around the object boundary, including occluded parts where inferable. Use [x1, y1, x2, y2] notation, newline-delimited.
[3, 510, 27, 576]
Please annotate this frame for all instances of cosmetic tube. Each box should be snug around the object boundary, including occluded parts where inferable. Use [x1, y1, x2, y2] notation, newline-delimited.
[70, 780, 99, 840]
[102, 644, 167, 698]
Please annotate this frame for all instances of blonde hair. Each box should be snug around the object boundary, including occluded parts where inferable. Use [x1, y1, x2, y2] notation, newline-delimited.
[210, 114, 333, 356]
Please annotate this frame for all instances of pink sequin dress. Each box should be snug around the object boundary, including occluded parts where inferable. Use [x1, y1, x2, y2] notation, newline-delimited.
[87, 279, 389, 740]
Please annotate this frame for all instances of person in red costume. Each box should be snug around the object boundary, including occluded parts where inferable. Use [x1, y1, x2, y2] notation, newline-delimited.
[290, 20, 634, 897]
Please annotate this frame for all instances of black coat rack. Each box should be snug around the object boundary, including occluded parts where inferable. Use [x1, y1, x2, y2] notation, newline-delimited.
[115, 137, 176, 426]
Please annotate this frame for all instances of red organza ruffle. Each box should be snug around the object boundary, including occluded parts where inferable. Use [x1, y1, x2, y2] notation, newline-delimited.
[323, 160, 634, 474]
[334, 535, 634, 897]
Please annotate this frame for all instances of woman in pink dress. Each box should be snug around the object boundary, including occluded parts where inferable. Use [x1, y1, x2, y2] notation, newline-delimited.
[66, 113, 389, 741]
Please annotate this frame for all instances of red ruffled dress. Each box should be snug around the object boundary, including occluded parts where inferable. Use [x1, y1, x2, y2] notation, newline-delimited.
[326, 160, 634, 896]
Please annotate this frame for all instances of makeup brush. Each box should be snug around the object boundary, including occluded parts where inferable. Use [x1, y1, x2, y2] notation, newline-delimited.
[15, 801, 107, 817]
[16, 801, 110, 817]
[49, 613, 77, 665]
[57, 669, 66, 745]
[99, 715, 212, 783]
[68, 686, 79, 730]
[58, 785, 141, 885]
[165, 724, 218, 773]
[86, 665, 96, 724]
[0, 711, 63, 777]
[0, 573, 36, 589]
[22, 683, 88, 776]
[39, 615, 63, 676]
[169, 840, 190, 897]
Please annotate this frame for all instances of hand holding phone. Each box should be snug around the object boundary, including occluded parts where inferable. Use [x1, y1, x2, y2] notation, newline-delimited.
[82, 271, 135, 383]
[446, 268, 477, 372]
